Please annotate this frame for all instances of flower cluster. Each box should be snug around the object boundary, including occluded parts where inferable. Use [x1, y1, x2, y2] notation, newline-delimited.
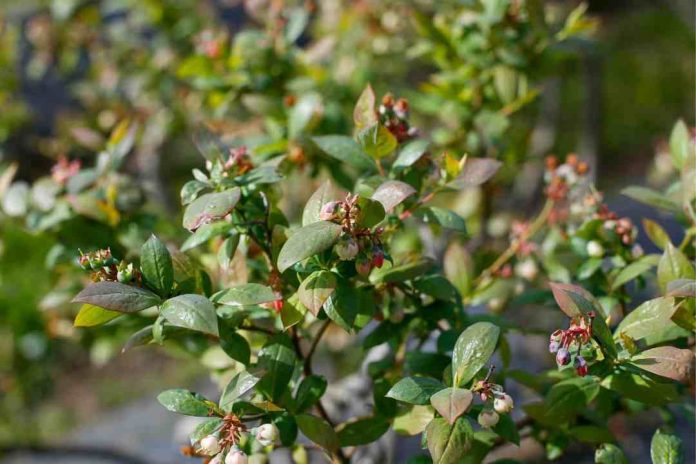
[78, 248, 140, 284]
[472, 367, 515, 428]
[51, 156, 81, 185]
[206, 146, 255, 178]
[319, 195, 387, 275]
[194, 416, 278, 464]
[544, 154, 589, 202]
[548, 313, 595, 376]
[378, 93, 417, 142]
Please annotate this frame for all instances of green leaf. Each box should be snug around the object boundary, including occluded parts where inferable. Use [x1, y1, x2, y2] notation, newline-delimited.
[578, 258, 603, 280]
[358, 124, 398, 159]
[394, 405, 434, 436]
[429, 388, 473, 425]
[425, 417, 474, 464]
[312, 135, 376, 172]
[294, 375, 327, 413]
[666, 279, 696, 298]
[611, 254, 660, 290]
[181, 221, 233, 251]
[621, 186, 679, 212]
[72, 282, 161, 313]
[277, 221, 343, 272]
[657, 243, 695, 293]
[212, 283, 277, 307]
[386, 377, 445, 405]
[218, 233, 240, 269]
[296, 413, 339, 453]
[452, 322, 500, 387]
[157, 389, 212, 416]
[288, 94, 320, 139]
[257, 334, 297, 401]
[323, 279, 359, 331]
[600, 371, 679, 406]
[182, 189, 241, 231]
[669, 119, 692, 170]
[493, 413, 520, 446]
[418, 206, 467, 233]
[370, 259, 435, 284]
[642, 219, 672, 250]
[393, 139, 429, 168]
[219, 368, 264, 411]
[337, 417, 390, 447]
[180, 180, 208, 205]
[446, 158, 502, 189]
[651, 429, 683, 464]
[141, 235, 174, 297]
[299, 270, 337, 316]
[219, 330, 251, 365]
[74, 304, 120, 327]
[595, 443, 628, 464]
[302, 181, 338, 226]
[356, 196, 386, 228]
[631, 346, 694, 383]
[190, 418, 223, 446]
[543, 376, 600, 423]
[615, 297, 685, 346]
[569, 425, 614, 444]
[372, 180, 416, 212]
[353, 84, 377, 130]
[160, 294, 219, 336]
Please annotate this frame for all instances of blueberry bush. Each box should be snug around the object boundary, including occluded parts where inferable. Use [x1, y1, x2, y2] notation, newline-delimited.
[0, 1, 693, 462]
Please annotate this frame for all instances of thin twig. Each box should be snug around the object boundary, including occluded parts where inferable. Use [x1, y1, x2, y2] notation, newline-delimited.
[474, 199, 554, 286]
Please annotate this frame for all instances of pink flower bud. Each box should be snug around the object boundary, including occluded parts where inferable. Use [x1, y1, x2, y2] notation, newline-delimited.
[356, 258, 372, 277]
[225, 448, 248, 464]
[556, 348, 571, 366]
[548, 340, 560, 353]
[371, 248, 384, 268]
[319, 201, 340, 220]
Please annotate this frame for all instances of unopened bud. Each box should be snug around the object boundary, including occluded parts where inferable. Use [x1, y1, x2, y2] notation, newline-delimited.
[477, 410, 499, 428]
[556, 348, 571, 366]
[199, 435, 221, 455]
[319, 201, 340, 221]
[574, 355, 588, 376]
[335, 237, 359, 260]
[586, 240, 604, 258]
[514, 258, 538, 281]
[225, 448, 248, 464]
[371, 247, 385, 268]
[548, 340, 560, 353]
[356, 258, 372, 277]
[255, 423, 279, 447]
[493, 394, 514, 414]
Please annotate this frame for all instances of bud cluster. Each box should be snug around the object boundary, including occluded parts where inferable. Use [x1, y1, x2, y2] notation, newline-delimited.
[544, 154, 589, 202]
[320, 195, 387, 276]
[379, 93, 417, 142]
[548, 313, 595, 377]
[193, 415, 279, 464]
[472, 367, 514, 428]
[205, 146, 255, 180]
[51, 156, 81, 185]
[78, 248, 141, 284]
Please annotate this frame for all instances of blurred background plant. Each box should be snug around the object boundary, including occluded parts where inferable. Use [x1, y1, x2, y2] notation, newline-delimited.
[0, 0, 692, 460]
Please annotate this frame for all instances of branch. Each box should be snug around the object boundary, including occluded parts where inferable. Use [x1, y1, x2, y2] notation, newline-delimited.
[474, 199, 554, 286]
